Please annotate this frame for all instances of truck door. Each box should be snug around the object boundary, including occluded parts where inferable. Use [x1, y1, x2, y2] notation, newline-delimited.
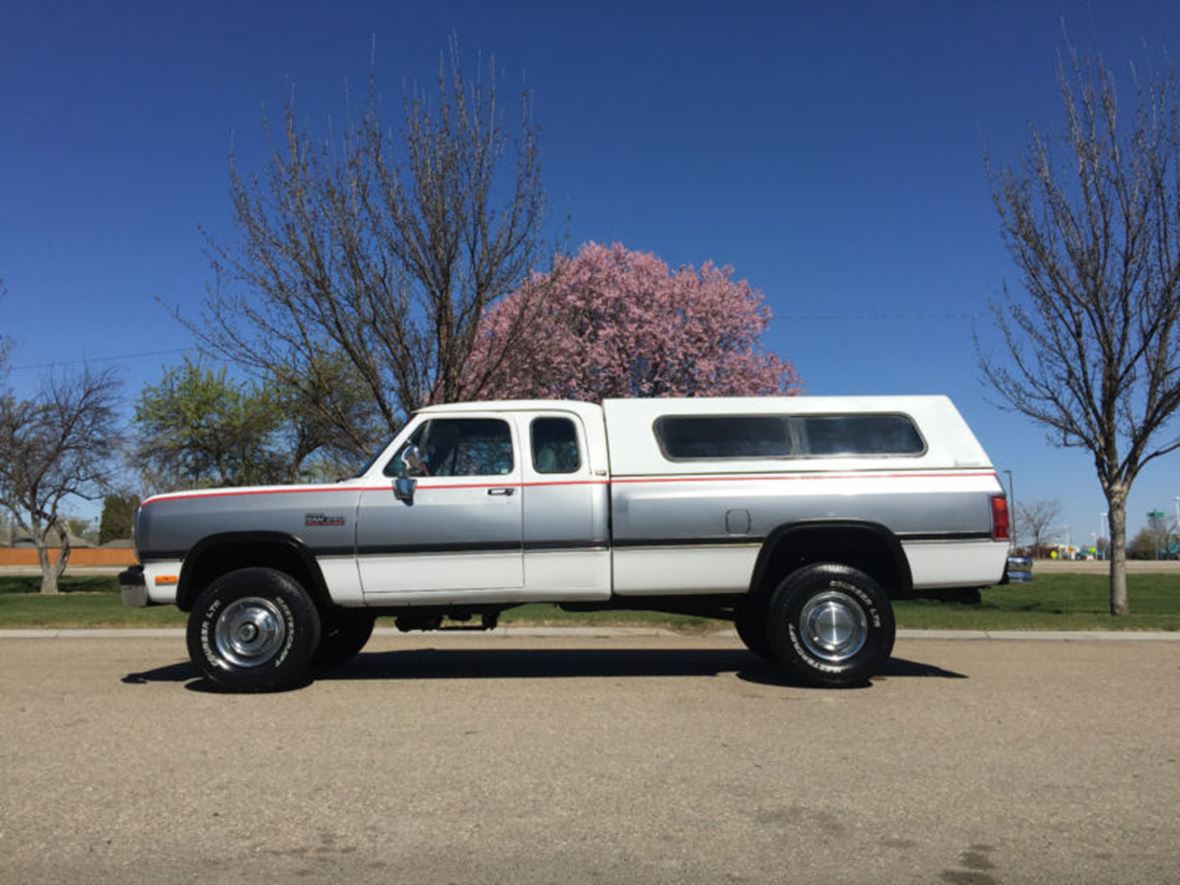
[519, 411, 611, 600]
[356, 414, 524, 601]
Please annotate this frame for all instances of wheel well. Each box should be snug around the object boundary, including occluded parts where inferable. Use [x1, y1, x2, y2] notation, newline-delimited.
[175, 533, 332, 613]
[749, 521, 912, 604]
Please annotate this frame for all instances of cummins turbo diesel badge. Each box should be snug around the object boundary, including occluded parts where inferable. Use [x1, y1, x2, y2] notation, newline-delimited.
[304, 512, 346, 527]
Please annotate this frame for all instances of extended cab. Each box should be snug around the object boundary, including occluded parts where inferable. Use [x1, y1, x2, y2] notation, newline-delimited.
[121, 396, 1010, 691]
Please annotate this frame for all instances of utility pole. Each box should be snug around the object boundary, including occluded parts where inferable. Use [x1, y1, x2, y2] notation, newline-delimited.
[1004, 469, 1016, 550]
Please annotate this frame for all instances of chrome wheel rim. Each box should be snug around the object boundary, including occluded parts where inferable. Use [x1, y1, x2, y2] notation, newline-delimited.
[214, 597, 286, 668]
[798, 590, 868, 663]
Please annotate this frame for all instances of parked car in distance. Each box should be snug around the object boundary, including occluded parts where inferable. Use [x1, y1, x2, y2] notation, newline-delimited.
[1006, 556, 1034, 582]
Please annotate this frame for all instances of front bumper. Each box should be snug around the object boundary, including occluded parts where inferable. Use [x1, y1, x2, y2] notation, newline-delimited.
[118, 566, 150, 607]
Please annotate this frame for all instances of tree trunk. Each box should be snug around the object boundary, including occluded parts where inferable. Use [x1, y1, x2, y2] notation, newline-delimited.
[1106, 488, 1129, 616]
[53, 532, 71, 591]
[36, 539, 59, 595]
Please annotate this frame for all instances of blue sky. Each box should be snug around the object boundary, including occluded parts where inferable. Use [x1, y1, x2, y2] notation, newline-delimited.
[2, 0, 1179, 542]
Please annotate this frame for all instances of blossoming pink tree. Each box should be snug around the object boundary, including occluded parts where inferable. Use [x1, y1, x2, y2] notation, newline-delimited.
[464, 242, 800, 400]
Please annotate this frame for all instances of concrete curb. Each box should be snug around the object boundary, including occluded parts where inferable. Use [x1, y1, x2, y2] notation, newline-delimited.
[894, 629, 1180, 641]
[0, 626, 1177, 641]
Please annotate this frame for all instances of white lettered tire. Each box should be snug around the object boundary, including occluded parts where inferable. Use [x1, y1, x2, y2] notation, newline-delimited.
[766, 563, 896, 688]
[186, 567, 321, 692]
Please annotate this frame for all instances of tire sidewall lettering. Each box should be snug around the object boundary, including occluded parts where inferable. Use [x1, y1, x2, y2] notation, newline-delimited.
[272, 596, 295, 669]
[827, 579, 881, 628]
[199, 598, 224, 671]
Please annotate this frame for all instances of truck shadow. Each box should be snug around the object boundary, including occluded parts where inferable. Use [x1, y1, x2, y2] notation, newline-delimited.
[122, 650, 966, 691]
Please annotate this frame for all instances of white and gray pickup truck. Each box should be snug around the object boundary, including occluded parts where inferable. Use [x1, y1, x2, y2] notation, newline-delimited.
[121, 396, 1010, 691]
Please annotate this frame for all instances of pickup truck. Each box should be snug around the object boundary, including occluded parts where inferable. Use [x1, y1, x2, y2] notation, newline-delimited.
[121, 395, 1010, 691]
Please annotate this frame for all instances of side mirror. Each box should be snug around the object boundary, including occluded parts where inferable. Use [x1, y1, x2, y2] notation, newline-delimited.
[393, 445, 423, 502]
[401, 445, 424, 476]
[393, 476, 416, 503]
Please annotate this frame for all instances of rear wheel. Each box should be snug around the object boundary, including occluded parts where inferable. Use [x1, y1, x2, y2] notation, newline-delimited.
[186, 567, 321, 692]
[315, 610, 376, 666]
[765, 563, 895, 688]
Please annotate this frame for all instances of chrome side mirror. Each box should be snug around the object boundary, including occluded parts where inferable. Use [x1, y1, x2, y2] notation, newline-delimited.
[393, 476, 416, 502]
[401, 445, 424, 476]
[393, 445, 423, 502]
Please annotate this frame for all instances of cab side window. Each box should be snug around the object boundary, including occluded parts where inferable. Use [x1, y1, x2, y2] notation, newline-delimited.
[386, 418, 514, 477]
[530, 417, 581, 474]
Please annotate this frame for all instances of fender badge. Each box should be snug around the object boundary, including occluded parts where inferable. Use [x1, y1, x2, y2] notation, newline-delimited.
[304, 512, 346, 528]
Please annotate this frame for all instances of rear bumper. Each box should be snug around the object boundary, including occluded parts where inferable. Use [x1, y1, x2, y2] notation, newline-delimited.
[118, 566, 151, 607]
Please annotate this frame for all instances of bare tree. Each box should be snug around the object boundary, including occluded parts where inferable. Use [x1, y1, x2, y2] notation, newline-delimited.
[1016, 499, 1062, 557]
[0, 369, 121, 593]
[186, 37, 546, 442]
[982, 46, 1180, 615]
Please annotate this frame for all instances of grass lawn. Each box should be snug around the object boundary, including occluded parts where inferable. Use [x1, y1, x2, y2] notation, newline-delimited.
[894, 573, 1180, 631]
[0, 572, 1176, 631]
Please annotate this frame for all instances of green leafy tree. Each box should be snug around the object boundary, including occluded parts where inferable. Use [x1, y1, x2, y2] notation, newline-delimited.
[62, 516, 98, 544]
[268, 350, 386, 480]
[1127, 525, 1163, 560]
[98, 493, 140, 544]
[133, 360, 288, 491]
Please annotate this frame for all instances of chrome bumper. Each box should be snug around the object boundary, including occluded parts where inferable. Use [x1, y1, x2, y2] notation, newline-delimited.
[118, 566, 150, 607]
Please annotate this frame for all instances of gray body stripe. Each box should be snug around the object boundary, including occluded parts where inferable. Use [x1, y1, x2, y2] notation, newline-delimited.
[142, 532, 990, 563]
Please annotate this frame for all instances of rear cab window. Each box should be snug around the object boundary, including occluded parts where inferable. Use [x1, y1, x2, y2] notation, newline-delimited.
[530, 416, 582, 474]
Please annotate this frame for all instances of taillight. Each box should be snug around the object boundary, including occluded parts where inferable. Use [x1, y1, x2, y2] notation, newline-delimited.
[990, 494, 1010, 541]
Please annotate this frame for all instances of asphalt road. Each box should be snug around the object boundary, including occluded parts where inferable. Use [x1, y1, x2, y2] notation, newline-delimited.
[1, 633, 1177, 884]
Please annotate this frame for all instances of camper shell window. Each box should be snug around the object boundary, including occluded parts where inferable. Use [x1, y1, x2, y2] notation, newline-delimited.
[655, 413, 925, 460]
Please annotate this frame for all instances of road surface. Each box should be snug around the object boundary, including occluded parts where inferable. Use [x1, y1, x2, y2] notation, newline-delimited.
[1, 633, 1177, 883]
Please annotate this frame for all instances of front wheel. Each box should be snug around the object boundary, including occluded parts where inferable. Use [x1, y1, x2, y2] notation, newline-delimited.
[765, 564, 895, 688]
[186, 567, 321, 692]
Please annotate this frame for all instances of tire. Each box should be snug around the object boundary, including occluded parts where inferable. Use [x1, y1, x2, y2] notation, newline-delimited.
[315, 609, 376, 667]
[734, 605, 774, 661]
[186, 567, 321, 693]
[765, 563, 895, 688]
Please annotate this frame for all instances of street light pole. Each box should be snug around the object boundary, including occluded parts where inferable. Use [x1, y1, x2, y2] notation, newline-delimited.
[1004, 469, 1015, 550]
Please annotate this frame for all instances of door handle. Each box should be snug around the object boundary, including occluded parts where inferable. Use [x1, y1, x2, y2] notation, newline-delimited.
[487, 487, 515, 496]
